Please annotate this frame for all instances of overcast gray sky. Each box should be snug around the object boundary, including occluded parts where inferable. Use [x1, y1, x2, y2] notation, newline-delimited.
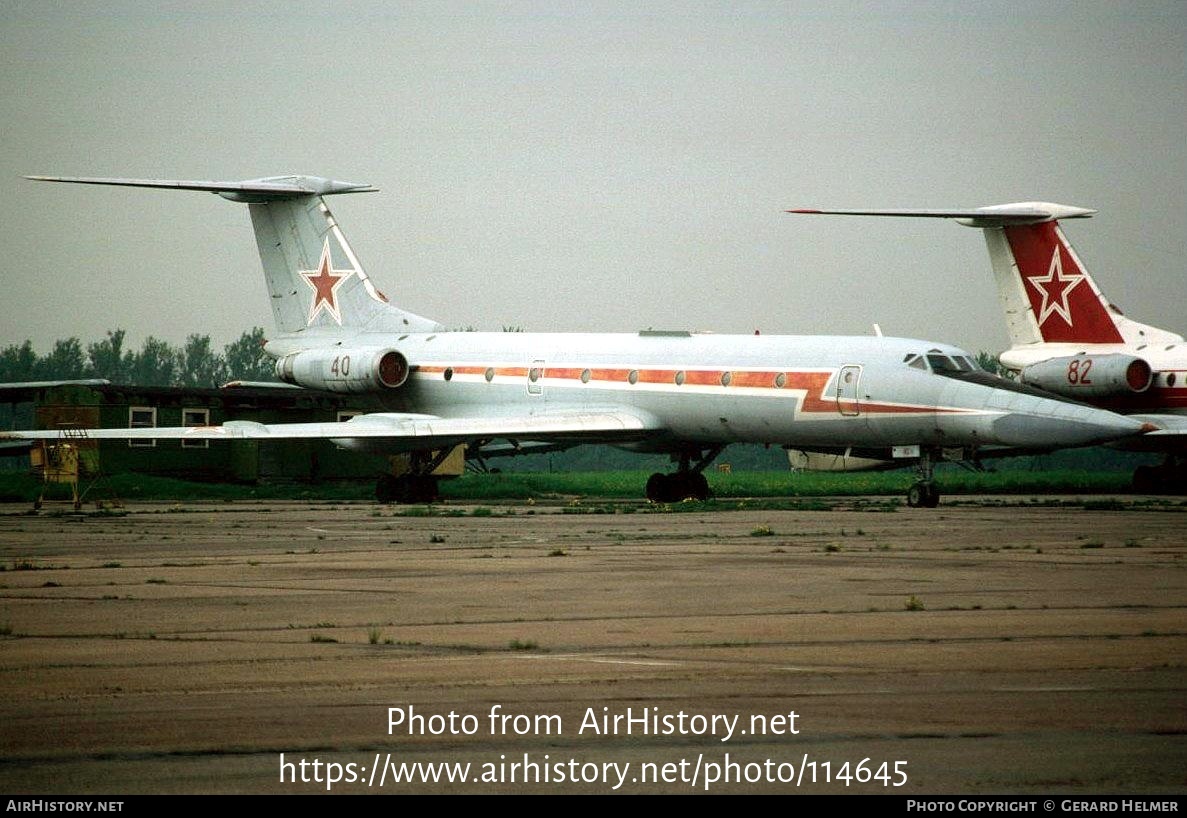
[3, 0, 1184, 357]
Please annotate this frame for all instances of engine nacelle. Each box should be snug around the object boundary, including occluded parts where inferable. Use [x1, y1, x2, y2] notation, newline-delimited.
[275, 348, 410, 394]
[1019, 354, 1152, 400]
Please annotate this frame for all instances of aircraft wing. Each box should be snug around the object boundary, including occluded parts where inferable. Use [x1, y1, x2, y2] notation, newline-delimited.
[0, 410, 663, 453]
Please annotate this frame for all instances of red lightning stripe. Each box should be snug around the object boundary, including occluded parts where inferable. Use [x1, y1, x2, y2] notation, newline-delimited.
[412, 365, 973, 415]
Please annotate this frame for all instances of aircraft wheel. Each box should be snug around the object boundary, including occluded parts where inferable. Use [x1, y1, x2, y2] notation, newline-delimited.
[645, 473, 668, 503]
[414, 475, 441, 504]
[923, 484, 941, 508]
[1132, 465, 1157, 494]
[908, 482, 940, 508]
[376, 475, 399, 504]
[689, 472, 709, 501]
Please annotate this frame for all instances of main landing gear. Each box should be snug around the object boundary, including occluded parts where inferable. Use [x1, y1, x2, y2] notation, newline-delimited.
[1132, 455, 1187, 495]
[907, 449, 941, 508]
[645, 446, 723, 503]
[376, 473, 439, 504]
[375, 450, 449, 504]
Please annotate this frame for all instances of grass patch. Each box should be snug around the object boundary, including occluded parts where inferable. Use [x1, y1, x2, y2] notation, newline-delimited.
[367, 627, 383, 645]
[0, 467, 1153, 507]
[508, 639, 539, 651]
[310, 634, 338, 644]
[546, 548, 567, 557]
[144, 578, 167, 584]
[750, 525, 775, 537]
[905, 595, 926, 611]
[1080, 541, 1105, 549]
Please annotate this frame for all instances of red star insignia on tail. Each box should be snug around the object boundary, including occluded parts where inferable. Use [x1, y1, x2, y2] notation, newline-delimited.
[300, 239, 354, 325]
[1026, 245, 1084, 327]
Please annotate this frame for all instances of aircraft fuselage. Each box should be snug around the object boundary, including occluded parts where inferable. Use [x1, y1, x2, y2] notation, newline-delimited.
[266, 330, 1141, 454]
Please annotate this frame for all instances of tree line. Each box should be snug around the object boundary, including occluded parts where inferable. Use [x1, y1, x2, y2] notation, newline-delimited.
[0, 328, 275, 388]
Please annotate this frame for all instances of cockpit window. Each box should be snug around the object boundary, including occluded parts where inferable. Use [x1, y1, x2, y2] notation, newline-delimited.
[954, 356, 975, 371]
[904, 353, 928, 371]
[927, 354, 962, 374]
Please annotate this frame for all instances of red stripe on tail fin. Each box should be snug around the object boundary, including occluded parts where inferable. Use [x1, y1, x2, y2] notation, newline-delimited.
[1003, 222, 1123, 344]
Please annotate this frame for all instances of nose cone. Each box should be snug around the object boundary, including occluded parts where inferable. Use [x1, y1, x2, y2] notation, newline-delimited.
[991, 403, 1150, 448]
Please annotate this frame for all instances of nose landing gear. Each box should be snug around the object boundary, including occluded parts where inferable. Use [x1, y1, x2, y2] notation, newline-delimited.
[907, 448, 941, 508]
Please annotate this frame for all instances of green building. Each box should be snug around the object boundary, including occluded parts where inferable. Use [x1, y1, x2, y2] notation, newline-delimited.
[1, 381, 390, 483]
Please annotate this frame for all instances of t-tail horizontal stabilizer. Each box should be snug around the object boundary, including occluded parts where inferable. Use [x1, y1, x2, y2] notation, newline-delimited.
[787, 203, 1097, 226]
[788, 201, 1179, 348]
[25, 175, 377, 202]
[27, 174, 442, 336]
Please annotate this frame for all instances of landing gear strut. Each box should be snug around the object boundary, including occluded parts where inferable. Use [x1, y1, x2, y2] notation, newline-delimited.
[1132, 455, 1187, 494]
[645, 446, 723, 503]
[375, 450, 449, 504]
[907, 448, 940, 508]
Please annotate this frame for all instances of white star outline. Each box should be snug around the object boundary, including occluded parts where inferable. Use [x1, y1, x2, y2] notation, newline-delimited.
[299, 238, 355, 325]
[1025, 245, 1084, 327]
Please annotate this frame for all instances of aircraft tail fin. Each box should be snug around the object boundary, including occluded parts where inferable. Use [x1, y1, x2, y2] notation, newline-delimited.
[788, 202, 1180, 348]
[26, 175, 442, 336]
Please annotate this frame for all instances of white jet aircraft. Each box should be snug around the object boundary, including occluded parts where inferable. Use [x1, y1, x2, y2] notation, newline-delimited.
[790, 202, 1186, 491]
[3, 177, 1156, 507]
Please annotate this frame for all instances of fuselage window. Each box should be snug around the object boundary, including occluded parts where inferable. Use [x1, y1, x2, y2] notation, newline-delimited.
[484, 367, 495, 382]
[528, 368, 541, 382]
[774, 372, 786, 388]
[1167, 373, 1177, 388]
[443, 367, 453, 381]
[720, 372, 732, 387]
[674, 371, 685, 386]
[628, 370, 639, 385]
[580, 368, 591, 384]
